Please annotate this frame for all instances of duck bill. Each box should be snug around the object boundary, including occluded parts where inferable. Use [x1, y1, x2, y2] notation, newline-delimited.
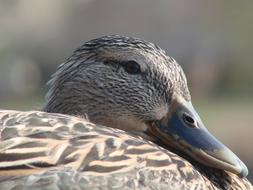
[150, 96, 248, 178]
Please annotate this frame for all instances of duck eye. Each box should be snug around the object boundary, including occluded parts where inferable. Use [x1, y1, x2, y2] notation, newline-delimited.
[124, 61, 141, 74]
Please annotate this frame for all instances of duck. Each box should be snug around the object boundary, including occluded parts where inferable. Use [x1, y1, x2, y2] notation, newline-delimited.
[0, 35, 251, 190]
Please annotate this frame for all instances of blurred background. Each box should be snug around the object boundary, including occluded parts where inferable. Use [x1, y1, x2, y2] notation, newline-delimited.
[0, 0, 252, 182]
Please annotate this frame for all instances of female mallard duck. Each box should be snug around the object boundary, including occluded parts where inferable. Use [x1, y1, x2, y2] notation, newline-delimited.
[0, 36, 251, 190]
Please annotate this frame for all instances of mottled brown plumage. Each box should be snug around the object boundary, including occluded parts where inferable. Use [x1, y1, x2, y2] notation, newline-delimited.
[0, 110, 251, 190]
[0, 36, 251, 189]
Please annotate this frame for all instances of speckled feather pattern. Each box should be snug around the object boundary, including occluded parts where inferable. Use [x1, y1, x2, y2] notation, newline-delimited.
[0, 36, 252, 190]
[0, 110, 251, 190]
[43, 36, 190, 119]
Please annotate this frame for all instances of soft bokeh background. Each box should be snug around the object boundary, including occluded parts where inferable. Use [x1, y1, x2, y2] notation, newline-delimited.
[0, 0, 252, 182]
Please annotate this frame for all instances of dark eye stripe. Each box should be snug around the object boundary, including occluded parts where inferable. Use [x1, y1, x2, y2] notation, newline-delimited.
[104, 60, 141, 75]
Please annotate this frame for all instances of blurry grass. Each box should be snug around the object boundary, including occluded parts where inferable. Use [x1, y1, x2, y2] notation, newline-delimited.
[0, 94, 44, 111]
[195, 98, 253, 153]
[195, 98, 253, 137]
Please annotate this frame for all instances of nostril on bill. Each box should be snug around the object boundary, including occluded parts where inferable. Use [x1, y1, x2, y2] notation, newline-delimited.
[183, 113, 197, 128]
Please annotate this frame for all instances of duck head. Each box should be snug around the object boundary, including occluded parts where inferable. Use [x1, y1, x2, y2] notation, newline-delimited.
[44, 35, 248, 178]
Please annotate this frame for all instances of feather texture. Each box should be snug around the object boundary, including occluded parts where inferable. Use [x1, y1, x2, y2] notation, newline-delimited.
[0, 110, 251, 190]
